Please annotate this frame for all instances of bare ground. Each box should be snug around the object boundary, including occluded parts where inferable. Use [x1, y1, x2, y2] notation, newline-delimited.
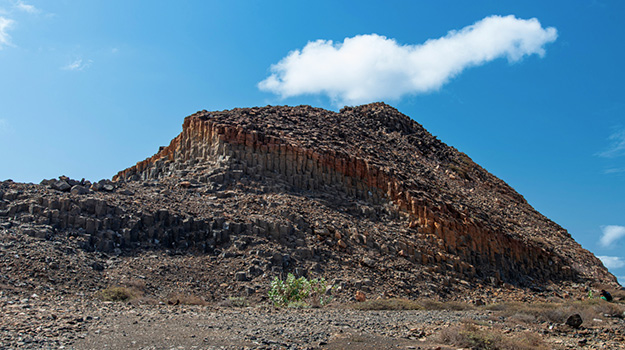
[3, 293, 625, 350]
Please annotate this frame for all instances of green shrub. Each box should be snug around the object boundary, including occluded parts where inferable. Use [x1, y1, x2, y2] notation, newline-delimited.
[268, 273, 331, 308]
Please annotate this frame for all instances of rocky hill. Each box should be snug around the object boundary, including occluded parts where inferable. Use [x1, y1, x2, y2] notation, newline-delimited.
[114, 102, 614, 285]
[0, 103, 618, 307]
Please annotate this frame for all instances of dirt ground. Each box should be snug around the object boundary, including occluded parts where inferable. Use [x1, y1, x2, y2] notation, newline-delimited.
[3, 293, 624, 350]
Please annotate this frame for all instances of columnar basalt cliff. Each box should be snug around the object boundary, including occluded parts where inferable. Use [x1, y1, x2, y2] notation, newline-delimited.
[111, 103, 614, 287]
[3, 103, 624, 350]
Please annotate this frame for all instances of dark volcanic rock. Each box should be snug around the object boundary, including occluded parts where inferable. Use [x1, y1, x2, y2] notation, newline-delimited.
[51, 180, 71, 192]
[566, 313, 583, 328]
[0, 103, 618, 309]
[114, 103, 615, 287]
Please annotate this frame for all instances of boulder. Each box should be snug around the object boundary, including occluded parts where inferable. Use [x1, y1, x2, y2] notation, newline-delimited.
[70, 185, 89, 195]
[51, 180, 71, 192]
[566, 314, 583, 329]
[235, 271, 248, 281]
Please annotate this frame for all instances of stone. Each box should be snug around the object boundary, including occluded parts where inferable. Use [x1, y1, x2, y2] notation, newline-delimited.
[91, 262, 105, 271]
[51, 180, 71, 192]
[235, 271, 248, 281]
[361, 257, 375, 268]
[355, 291, 366, 302]
[70, 185, 89, 195]
[566, 314, 583, 329]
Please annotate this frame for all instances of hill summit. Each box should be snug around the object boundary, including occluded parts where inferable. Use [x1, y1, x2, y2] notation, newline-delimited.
[113, 102, 613, 287]
[0, 102, 617, 304]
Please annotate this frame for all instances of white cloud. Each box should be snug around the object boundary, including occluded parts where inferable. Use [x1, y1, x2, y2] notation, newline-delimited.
[0, 2, 39, 50]
[599, 225, 625, 248]
[597, 128, 625, 158]
[62, 58, 93, 71]
[598, 256, 625, 269]
[0, 16, 14, 49]
[14, 1, 38, 14]
[259, 15, 557, 105]
[604, 167, 625, 174]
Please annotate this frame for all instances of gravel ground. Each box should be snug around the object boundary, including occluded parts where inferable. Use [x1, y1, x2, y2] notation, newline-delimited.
[72, 303, 484, 350]
[3, 293, 625, 350]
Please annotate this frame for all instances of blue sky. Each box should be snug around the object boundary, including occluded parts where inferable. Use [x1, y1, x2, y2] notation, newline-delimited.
[0, 1, 623, 285]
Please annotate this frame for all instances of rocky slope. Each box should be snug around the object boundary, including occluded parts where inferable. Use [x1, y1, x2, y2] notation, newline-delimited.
[113, 102, 614, 286]
[0, 103, 618, 306]
[3, 102, 624, 349]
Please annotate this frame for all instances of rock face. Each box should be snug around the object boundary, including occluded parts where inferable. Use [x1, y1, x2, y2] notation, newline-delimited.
[0, 103, 617, 299]
[110, 103, 613, 286]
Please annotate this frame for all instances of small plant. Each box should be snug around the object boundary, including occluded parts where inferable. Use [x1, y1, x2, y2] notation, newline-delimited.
[227, 296, 249, 307]
[268, 273, 331, 308]
[98, 286, 139, 302]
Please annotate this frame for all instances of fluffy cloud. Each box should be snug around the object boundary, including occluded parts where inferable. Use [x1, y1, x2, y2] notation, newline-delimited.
[0, 16, 14, 49]
[0, 2, 39, 49]
[259, 15, 557, 105]
[598, 256, 625, 269]
[597, 129, 625, 158]
[15, 1, 38, 14]
[599, 225, 625, 248]
[62, 58, 93, 71]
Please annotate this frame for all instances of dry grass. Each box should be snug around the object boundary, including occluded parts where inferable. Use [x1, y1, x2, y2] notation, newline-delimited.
[350, 298, 474, 311]
[486, 301, 562, 323]
[485, 299, 625, 327]
[98, 286, 141, 302]
[610, 289, 625, 301]
[220, 296, 249, 308]
[351, 298, 423, 310]
[507, 312, 536, 324]
[419, 300, 474, 311]
[165, 292, 208, 306]
[435, 321, 549, 350]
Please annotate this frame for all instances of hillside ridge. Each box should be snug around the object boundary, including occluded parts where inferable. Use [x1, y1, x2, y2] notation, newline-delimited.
[111, 102, 613, 286]
[0, 103, 618, 323]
